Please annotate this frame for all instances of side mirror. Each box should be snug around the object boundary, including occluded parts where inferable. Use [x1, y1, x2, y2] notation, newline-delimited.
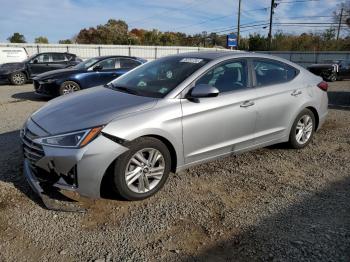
[93, 65, 103, 71]
[189, 84, 219, 99]
[32, 59, 38, 64]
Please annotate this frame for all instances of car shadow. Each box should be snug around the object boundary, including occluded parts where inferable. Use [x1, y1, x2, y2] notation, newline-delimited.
[0, 130, 46, 208]
[11, 91, 51, 102]
[328, 91, 350, 111]
[183, 176, 350, 261]
[0, 130, 78, 210]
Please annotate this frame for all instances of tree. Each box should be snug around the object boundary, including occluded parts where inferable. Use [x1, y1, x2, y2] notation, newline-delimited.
[59, 39, 73, 44]
[333, 1, 350, 35]
[76, 19, 129, 44]
[7, 32, 26, 43]
[35, 36, 49, 44]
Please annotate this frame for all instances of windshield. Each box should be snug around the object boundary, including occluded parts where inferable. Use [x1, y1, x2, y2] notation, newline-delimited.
[108, 56, 209, 98]
[74, 57, 100, 70]
[23, 54, 37, 63]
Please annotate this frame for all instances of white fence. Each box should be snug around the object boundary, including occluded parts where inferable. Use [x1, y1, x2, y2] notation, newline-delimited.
[0, 43, 222, 60]
[1, 43, 349, 67]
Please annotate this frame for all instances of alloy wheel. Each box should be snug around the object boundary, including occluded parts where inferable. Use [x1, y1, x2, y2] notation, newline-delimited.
[295, 115, 313, 145]
[12, 73, 25, 85]
[125, 148, 165, 193]
[62, 83, 79, 95]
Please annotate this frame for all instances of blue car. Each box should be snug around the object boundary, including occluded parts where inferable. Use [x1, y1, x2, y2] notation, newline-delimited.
[33, 56, 146, 97]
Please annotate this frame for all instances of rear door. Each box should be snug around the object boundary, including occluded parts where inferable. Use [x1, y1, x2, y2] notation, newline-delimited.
[250, 58, 305, 145]
[49, 53, 70, 70]
[181, 59, 257, 164]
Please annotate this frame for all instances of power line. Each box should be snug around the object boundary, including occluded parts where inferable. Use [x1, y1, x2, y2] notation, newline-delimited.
[128, 0, 209, 26]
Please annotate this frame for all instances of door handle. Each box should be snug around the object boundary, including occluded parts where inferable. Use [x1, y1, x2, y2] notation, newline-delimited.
[240, 101, 255, 108]
[291, 90, 302, 96]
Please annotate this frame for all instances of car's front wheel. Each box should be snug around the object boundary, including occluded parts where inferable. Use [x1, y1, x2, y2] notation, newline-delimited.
[112, 137, 171, 200]
[10, 72, 26, 85]
[288, 109, 315, 149]
[59, 81, 80, 96]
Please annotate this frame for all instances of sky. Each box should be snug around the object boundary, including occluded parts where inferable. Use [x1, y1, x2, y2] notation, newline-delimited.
[0, 0, 344, 43]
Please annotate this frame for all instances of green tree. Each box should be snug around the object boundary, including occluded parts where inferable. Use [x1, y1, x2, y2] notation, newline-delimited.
[58, 39, 73, 44]
[76, 19, 129, 44]
[35, 36, 49, 44]
[7, 32, 26, 43]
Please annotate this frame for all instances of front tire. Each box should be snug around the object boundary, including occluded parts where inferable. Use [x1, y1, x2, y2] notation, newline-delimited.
[112, 137, 171, 200]
[10, 72, 26, 85]
[288, 109, 315, 149]
[59, 81, 80, 96]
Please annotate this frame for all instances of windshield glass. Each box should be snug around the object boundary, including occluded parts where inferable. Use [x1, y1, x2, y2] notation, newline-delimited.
[74, 57, 100, 70]
[24, 54, 37, 63]
[108, 56, 209, 98]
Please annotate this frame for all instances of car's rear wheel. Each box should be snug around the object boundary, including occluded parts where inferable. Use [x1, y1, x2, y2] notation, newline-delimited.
[288, 109, 315, 149]
[327, 72, 337, 82]
[59, 81, 80, 96]
[10, 72, 26, 85]
[112, 137, 171, 200]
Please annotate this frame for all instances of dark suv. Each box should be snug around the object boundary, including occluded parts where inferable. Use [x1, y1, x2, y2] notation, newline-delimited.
[0, 52, 82, 85]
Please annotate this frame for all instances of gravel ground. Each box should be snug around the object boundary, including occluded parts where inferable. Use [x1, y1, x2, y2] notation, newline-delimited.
[0, 82, 349, 262]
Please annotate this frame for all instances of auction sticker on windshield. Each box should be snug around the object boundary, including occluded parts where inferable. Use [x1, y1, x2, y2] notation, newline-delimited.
[180, 58, 204, 63]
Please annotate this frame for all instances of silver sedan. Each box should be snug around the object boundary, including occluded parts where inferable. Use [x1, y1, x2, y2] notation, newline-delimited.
[21, 51, 328, 201]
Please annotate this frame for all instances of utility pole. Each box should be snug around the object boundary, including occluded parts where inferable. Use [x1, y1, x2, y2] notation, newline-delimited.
[337, 8, 343, 40]
[237, 0, 242, 50]
[268, 0, 275, 50]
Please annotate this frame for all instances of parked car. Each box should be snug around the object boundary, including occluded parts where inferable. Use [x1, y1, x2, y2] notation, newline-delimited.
[0, 47, 28, 65]
[0, 52, 82, 85]
[32, 56, 146, 97]
[307, 59, 350, 82]
[21, 52, 328, 202]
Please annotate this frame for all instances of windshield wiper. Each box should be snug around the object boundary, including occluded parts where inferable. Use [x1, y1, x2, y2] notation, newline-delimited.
[105, 84, 139, 95]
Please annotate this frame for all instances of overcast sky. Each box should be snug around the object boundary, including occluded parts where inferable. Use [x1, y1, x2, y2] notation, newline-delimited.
[0, 0, 343, 43]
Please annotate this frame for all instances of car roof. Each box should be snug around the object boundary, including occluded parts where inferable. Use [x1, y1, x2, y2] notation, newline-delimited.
[172, 51, 247, 60]
[94, 55, 143, 60]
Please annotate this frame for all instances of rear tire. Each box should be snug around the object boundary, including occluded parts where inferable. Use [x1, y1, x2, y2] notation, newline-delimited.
[10, 72, 26, 85]
[112, 137, 171, 201]
[288, 109, 315, 149]
[326, 72, 337, 82]
[59, 81, 80, 96]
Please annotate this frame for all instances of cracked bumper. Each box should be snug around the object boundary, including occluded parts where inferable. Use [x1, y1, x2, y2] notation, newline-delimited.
[23, 129, 129, 199]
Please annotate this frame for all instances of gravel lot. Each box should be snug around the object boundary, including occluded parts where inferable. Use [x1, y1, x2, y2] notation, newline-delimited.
[0, 82, 349, 262]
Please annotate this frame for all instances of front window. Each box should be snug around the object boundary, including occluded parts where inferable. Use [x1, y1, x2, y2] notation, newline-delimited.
[74, 57, 100, 70]
[109, 56, 209, 98]
[196, 60, 248, 93]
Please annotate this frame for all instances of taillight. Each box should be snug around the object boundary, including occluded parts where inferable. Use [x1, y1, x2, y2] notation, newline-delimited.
[317, 81, 328, 92]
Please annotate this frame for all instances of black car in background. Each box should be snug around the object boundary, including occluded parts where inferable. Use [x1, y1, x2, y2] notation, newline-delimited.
[0, 52, 82, 85]
[307, 59, 350, 82]
[33, 56, 146, 97]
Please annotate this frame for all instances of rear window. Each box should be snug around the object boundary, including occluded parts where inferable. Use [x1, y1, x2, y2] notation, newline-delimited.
[253, 59, 298, 86]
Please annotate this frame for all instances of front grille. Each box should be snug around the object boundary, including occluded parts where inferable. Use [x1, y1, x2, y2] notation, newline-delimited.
[33, 80, 40, 90]
[21, 128, 45, 166]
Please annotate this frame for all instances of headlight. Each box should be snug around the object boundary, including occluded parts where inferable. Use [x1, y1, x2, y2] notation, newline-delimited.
[42, 78, 57, 84]
[34, 126, 103, 148]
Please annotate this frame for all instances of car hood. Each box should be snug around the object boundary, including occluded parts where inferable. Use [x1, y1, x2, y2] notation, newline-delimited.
[0, 62, 25, 71]
[34, 68, 81, 80]
[31, 86, 158, 135]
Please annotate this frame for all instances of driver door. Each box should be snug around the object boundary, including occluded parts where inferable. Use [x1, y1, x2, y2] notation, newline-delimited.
[27, 53, 51, 77]
[181, 59, 257, 164]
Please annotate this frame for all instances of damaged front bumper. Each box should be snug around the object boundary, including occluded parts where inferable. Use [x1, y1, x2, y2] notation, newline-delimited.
[21, 118, 129, 205]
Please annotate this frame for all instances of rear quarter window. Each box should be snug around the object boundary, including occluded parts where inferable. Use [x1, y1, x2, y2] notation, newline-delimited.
[253, 59, 299, 87]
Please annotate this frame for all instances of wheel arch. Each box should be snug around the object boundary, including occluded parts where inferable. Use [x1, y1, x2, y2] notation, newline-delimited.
[99, 133, 178, 198]
[306, 106, 319, 130]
